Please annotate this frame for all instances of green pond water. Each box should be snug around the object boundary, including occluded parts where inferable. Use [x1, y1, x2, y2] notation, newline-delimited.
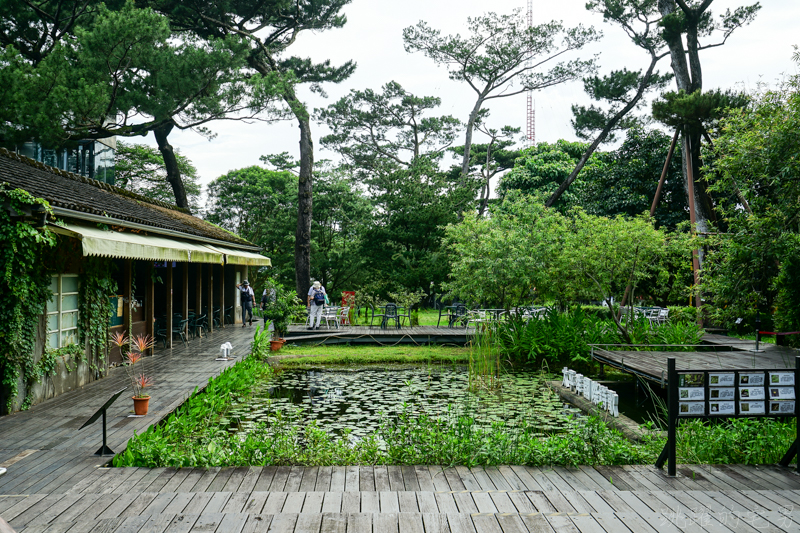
[221, 365, 581, 439]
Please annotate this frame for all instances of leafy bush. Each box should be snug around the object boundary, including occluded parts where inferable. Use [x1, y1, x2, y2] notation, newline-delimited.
[667, 306, 698, 325]
[494, 308, 620, 368]
[578, 305, 613, 320]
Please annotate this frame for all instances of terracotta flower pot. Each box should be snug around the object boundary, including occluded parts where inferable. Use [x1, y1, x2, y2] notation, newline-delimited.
[133, 396, 150, 416]
[270, 340, 283, 351]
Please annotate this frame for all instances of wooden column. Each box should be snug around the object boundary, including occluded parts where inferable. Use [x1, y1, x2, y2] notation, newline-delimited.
[195, 263, 203, 337]
[182, 262, 189, 338]
[146, 262, 154, 355]
[123, 259, 132, 336]
[218, 264, 225, 328]
[207, 264, 214, 333]
[166, 263, 173, 348]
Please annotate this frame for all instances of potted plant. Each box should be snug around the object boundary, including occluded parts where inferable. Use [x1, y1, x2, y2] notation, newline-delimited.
[261, 283, 305, 350]
[110, 332, 155, 415]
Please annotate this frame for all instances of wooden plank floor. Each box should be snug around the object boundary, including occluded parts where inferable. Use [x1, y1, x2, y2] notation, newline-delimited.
[2, 464, 800, 532]
[284, 325, 474, 344]
[593, 333, 799, 384]
[0, 325, 255, 492]
[3, 329, 800, 532]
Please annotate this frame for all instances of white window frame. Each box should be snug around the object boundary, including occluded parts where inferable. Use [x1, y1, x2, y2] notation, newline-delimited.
[46, 274, 80, 349]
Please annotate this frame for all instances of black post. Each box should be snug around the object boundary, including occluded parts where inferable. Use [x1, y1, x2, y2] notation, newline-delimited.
[79, 388, 126, 456]
[667, 357, 677, 477]
[98, 410, 113, 456]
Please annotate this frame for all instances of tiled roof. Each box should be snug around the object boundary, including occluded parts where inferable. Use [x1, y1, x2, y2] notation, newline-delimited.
[0, 148, 255, 248]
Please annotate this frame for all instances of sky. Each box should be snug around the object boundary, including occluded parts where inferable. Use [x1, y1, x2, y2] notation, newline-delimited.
[143, 0, 800, 195]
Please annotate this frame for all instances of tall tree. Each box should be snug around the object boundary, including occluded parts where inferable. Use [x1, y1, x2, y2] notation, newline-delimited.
[579, 127, 687, 229]
[155, 0, 355, 298]
[317, 81, 468, 291]
[450, 122, 521, 217]
[654, 0, 759, 234]
[403, 10, 599, 192]
[115, 141, 202, 212]
[546, 0, 759, 218]
[316, 81, 461, 180]
[499, 139, 604, 212]
[0, 1, 282, 209]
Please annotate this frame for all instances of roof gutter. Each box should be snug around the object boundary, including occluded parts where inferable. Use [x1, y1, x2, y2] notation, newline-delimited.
[50, 207, 263, 253]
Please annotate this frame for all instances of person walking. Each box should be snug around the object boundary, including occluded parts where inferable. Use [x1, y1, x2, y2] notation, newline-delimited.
[237, 280, 255, 327]
[307, 281, 326, 330]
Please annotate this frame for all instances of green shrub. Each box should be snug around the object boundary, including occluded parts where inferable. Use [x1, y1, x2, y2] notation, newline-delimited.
[578, 305, 613, 320]
[494, 308, 620, 368]
[667, 306, 698, 325]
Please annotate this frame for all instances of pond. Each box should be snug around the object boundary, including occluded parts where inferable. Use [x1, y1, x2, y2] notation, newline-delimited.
[221, 365, 581, 439]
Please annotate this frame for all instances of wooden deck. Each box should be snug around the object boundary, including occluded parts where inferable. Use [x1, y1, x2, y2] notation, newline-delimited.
[2, 328, 800, 531]
[284, 325, 474, 345]
[592, 333, 799, 384]
[2, 463, 800, 532]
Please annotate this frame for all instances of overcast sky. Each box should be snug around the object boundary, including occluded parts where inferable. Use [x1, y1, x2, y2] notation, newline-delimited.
[144, 0, 800, 196]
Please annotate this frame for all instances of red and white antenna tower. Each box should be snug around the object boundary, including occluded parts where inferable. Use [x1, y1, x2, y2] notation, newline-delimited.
[526, 0, 536, 147]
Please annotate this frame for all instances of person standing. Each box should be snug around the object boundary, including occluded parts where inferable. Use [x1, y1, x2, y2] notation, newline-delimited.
[237, 280, 255, 327]
[307, 280, 326, 330]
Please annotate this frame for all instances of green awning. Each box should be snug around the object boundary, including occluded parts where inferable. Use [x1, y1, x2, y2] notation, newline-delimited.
[49, 223, 224, 263]
[207, 244, 272, 266]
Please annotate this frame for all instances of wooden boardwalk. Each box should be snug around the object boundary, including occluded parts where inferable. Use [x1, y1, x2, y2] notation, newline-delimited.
[592, 333, 799, 385]
[2, 329, 800, 532]
[0, 325, 255, 496]
[284, 325, 474, 345]
[2, 463, 800, 532]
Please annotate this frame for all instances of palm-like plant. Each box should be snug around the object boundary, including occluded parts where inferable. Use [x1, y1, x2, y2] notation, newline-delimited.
[111, 332, 155, 398]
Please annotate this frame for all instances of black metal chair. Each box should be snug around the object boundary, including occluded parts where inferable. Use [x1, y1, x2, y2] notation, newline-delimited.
[189, 314, 207, 339]
[448, 304, 468, 328]
[224, 306, 233, 325]
[172, 319, 190, 347]
[366, 304, 380, 328]
[437, 305, 452, 327]
[155, 318, 167, 348]
[374, 303, 401, 330]
[398, 306, 413, 327]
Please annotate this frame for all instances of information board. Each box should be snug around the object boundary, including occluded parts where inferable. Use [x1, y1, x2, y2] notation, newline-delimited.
[656, 356, 800, 477]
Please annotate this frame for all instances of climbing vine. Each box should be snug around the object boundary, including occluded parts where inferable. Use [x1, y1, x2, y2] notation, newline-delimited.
[0, 184, 56, 411]
[79, 256, 118, 375]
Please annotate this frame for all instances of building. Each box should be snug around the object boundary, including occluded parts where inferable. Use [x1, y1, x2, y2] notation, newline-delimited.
[0, 148, 270, 414]
[8, 138, 116, 185]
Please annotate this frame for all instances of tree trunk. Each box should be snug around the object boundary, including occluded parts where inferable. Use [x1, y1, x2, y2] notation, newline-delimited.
[546, 56, 660, 208]
[658, 0, 714, 268]
[658, 0, 693, 90]
[288, 94, 314, 302]
[460, 98, 484, 188]
[153, 120, 190, 211]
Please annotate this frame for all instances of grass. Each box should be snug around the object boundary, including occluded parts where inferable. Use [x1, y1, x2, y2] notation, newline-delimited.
[726, 332, 776, 344]
[276, 344, 470, 367]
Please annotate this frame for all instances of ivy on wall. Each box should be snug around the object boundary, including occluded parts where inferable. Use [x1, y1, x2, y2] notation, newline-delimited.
[0, 184, 56, 411]
[79, 256, 117, 374]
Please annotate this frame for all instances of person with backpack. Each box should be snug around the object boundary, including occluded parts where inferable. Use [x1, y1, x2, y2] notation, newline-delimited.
[307, 280, 327, 330]
[236, 280, 255, 327]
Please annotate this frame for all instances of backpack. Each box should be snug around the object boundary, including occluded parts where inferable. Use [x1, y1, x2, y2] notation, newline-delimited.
[313, 288, 325, 306]
[241, 287, 253, 305]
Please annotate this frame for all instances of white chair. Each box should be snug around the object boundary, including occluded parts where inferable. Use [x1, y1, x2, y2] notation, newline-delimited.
[337, 306, 351, 326]
[321, 306, 340, 329]
[466, 309, 491, 329]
